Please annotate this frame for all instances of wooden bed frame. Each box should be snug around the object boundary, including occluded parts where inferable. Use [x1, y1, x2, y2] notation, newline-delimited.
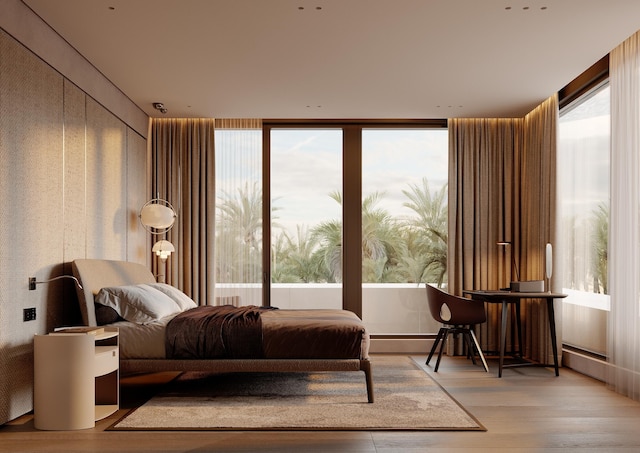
[71, 259, 374, 403]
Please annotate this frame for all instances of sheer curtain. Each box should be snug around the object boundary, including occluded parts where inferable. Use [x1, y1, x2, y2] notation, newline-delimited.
[448, 96, 558, 362]
[609, 30, 640, 400]
[150, 118, 215, 305]
[214, 119, 263, 307]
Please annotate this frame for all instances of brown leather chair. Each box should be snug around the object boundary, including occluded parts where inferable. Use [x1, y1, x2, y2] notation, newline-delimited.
[426, 284, 489, 372]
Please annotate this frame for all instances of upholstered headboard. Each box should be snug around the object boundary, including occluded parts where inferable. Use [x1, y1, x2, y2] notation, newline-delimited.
[72, 259, 156, 326]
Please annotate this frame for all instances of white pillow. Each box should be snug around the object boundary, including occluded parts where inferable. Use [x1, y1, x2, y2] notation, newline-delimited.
[95, 284, 182, 324]
[148, 283, 197, 311]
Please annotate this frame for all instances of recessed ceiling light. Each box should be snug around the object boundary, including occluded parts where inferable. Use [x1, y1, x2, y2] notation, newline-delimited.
[504, 5, 548, 12]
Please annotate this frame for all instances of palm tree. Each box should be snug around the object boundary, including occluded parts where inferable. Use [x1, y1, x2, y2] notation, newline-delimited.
[217, 181, 262, 249]
[394, 227, 432, 283]
[402, 178, 448, 286]
[216, 181, 263, 283]
[273, 225, 322, 283]
[217, 177, 449, 286]
[311, 191, 407, 283]
[311, 217, 343, 283]
[361, 192, 405, 282]
[271, 230, 300, 283]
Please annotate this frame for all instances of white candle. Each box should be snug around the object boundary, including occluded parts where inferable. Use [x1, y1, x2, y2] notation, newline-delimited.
[545, 243, 553, 279]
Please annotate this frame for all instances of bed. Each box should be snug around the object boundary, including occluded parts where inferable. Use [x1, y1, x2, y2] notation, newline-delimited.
[71, 259, 374, 403]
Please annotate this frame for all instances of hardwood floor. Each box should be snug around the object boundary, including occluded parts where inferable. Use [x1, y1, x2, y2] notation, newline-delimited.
[2, 354, 640, 452]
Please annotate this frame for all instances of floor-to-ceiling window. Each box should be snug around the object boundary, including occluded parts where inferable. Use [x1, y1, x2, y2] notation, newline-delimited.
[361, 128, 448, 334]
[558, 81, 610, 356]
[264, 121, 447, 335]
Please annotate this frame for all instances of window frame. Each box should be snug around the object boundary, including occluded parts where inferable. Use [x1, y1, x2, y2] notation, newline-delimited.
[557, 56, 610, 357]
[262, 119, 447, 319]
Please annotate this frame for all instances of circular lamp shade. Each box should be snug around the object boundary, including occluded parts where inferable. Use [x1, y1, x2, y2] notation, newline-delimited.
[140, 199, 176, 234]
[152, 240, 175, 261]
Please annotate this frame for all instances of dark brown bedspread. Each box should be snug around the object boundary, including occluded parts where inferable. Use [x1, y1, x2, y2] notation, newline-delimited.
[261, 309, 368, 359]
[165, 305, 275, 359]
[164, 306, 368, 360]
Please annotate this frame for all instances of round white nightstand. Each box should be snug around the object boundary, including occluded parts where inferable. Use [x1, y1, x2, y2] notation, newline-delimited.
[34, 327, 119, 430]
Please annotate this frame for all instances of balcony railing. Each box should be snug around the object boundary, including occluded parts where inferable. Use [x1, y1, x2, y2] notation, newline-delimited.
[214, 283, 441, 335]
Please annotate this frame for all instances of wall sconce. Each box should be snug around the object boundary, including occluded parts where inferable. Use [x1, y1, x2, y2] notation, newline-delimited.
[29, 275, 83, 290]
[152, 240, 175, 261]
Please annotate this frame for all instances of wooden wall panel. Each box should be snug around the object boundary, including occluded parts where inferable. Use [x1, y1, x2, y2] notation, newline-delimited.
[63, 80, 88, 263]
[127, 128, 150, 266]
[0, 27, 149, 424]
[85, 98, 128, 261]
[0, 28, 64, 425]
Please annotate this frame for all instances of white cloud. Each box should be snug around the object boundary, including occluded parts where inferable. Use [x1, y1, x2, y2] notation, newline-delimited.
[271, 128, 449, 235]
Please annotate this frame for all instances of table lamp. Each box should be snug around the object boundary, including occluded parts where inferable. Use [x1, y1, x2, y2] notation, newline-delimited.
[497, 241, 519, 288]
[497, 241, 544, 292]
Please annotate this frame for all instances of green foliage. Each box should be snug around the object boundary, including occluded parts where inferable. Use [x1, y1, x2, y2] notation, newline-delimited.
[215, 181, 264, 283]
[591, 202, 608, 294]
[216, 178, 449, 285]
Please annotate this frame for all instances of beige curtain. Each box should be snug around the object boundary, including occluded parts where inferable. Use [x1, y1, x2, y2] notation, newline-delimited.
[448, 117, 523, 353]
[448, 95, 559, 362]
[520, 95, 559, 364]
[149, 118, 215, 306]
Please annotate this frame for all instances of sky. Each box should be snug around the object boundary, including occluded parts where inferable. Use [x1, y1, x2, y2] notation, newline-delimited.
[557, 85, 610, 219]
[270, 128, 449, 235]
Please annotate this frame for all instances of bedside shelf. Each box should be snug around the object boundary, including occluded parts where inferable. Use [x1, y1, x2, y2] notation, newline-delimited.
[34, 327, 119, 430]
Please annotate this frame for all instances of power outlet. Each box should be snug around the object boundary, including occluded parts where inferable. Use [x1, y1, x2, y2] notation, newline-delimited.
[23, 307, 36, 322]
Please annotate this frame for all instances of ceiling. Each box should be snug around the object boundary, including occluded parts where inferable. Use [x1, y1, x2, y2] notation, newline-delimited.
[22, 0, 640, 119]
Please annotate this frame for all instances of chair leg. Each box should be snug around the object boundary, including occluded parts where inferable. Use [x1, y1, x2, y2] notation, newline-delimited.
[434, 329, 449, 372]
[462, 331, 478, 366]
[469, 329, 489, 372]
[426, 328, 445, 365]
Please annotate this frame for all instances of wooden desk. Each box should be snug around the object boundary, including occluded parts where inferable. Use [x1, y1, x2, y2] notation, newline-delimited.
[463, 290, 567, 377]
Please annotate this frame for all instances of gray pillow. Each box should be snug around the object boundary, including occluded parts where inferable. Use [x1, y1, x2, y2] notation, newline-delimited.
[95, 284, 182, 324]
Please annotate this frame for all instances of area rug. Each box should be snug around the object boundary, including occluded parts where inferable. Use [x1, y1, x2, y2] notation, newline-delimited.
[109, 355, 484, 431]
